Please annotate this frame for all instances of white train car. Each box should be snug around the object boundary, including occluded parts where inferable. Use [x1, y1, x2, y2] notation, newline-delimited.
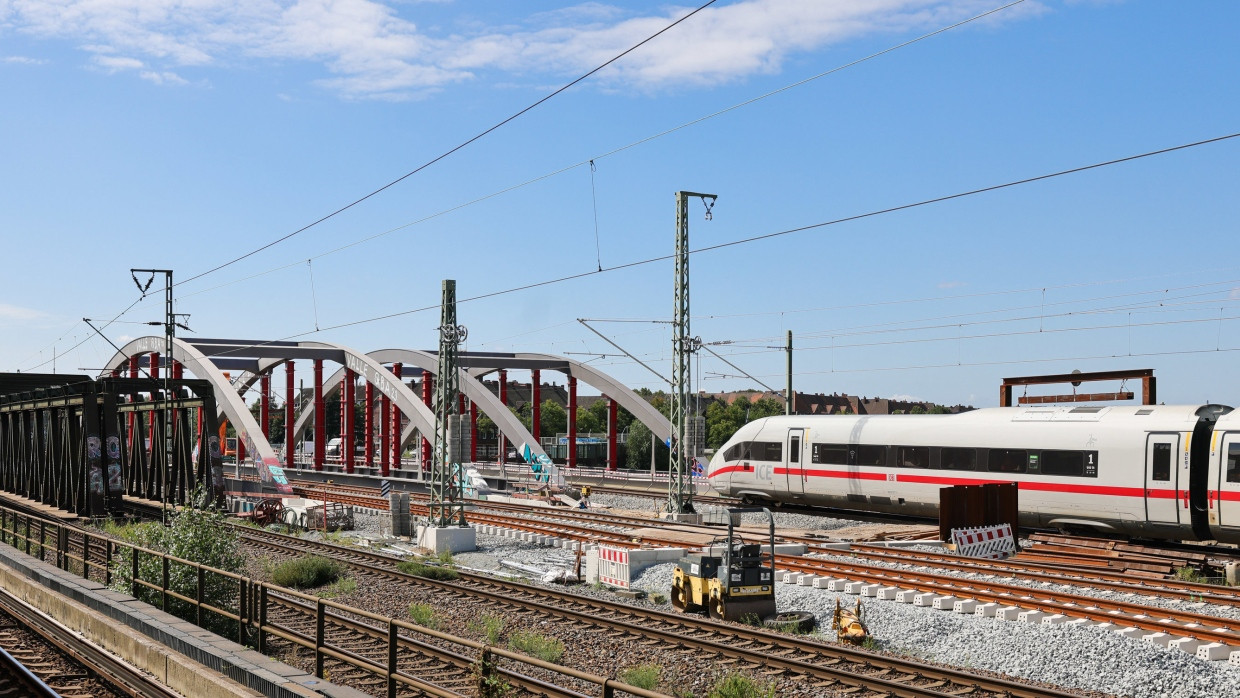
[707, 404, 1236, 543]
[1206, 408, 1240, 543]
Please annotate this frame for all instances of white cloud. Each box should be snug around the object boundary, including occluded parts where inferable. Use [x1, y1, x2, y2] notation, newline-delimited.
[0, 302, 48, 321]
[0, 1, 1043, 98]
[2, 55, 46, 64]
[890, 393, 922, 402]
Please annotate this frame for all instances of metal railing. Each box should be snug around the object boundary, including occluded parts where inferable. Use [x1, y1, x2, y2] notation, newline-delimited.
[0, 504, 669, 698]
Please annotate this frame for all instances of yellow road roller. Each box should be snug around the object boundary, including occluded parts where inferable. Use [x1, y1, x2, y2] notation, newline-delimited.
[670, 507, 776, 622]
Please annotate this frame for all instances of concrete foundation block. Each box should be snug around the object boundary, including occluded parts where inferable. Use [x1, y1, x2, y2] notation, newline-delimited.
[1041, 614, 1069, 625]
[1018, 610, 1046, 624]
[1230, 649, 1240, 665]
[1142, 632, 1174, 647]
[417, 524, 477, 555]
[797, 575, 819, 586]
[1169, 638, 1204, 655]
[996, 607, 1024, 621]
[877, 587, 902, 600]
[913, 593, 938, 607]
[1114, 627, 1142, 639]
[932, 596, 960, 610]
[953, 599, 978, 614]
[1065, 618, 1094, 628]
[896, 590, 920, 603]
[974, 603, 1001, 617]
[1226, 562, 1238, 587]
[781, 572, 803, 584]
[844, 582, 867, 595]
[1196, 643, 1235, 661]
[861, 584, 883, 597]
[828, 579, 852, 592]
[812, 577, 836, 589]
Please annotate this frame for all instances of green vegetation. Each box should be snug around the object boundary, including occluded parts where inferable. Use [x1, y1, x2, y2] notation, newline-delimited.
[271, 556, 343, 589]
[619, 664, 661, 690]
[469, 613, 505, 645]
[507, 630, 565, 664]
[708, 673, 776, 698]
[106, 488, 244, 636]
[317, 575, 357, 598]
[408, 603, 440, 629]
[437, 549, 455, 565]
[474, 650, 514, 698]
[1173, 566, 1212, 585]
[396, 560, 460, 581]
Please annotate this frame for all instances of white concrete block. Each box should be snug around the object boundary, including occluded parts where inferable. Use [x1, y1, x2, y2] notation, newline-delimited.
[932, 596, 960, 610]
[812, 577, 836, 589]
[1018, 610, 1046, 624]
[1142, 632, 1174, 647]
[974, 603, 1001, 617]
[1196, 643, 1234, 661]
[1041, 614, 1069, 625]
[996, 607, 1024, 621]
[1065, 618, 1095, 628]
[953, 599, 978, 614]
[1114, 627, 1142, 639]
[1169, 638, 1204, 655]
[844, 582, 867, 595]
[913, 593, 938, 607]
[1230, 649, 1240, 665]
[828, 579, 852, 592]
[877, 587, 902, 600]
[781, 572, 801, 584]
[797, 575, 819, 586]
[861, 584, 883, 597]
[896, 590, 919, 603]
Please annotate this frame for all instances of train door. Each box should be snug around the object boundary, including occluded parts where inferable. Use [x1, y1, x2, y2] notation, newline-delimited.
[1218, 435, 1240, 528]
[784, 428, 806, 496]
[1144, 434, 1180, 525]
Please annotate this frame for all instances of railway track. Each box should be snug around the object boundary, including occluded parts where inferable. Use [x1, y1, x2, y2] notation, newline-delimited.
[0, 584, 180, 698]
[239, 524, 1088, 698]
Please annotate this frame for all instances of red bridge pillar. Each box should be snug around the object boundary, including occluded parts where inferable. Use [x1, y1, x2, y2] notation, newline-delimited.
[364, 381, 374, 467]
[285, 361, 295, 467]
[313, 359, 324, 471]
[421, 369, 432, 472]
[391, 363, 403, 469]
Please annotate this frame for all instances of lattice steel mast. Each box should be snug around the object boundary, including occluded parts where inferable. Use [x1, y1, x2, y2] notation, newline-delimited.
[668, 191, 715, 516]
[429, 279, 468, 527]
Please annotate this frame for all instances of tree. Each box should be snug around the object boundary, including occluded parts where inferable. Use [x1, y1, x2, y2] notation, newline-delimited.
[539, 400, 567, 437]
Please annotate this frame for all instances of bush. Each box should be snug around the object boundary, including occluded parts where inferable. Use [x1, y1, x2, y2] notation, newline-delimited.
[271, 556, 343, 589]
[469, 613, 505, 645]
[107, 491, 244, 636]
[709, 673, 775, 698]
[507, 631, 565, 664]
[397, 560, 459, 581]
[408, 603, 439, 629]
[620, 664, 661, 690]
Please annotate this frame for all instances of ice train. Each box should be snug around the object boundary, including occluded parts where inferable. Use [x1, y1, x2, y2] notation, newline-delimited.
[706, 403, 1240, 543]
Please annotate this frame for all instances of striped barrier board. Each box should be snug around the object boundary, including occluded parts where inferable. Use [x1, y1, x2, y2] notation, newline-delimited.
[951, 524, 1016, 559]
[598, 546, 631, 588]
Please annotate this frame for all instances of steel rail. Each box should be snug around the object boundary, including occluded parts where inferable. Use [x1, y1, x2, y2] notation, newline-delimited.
[239, 525, 1087, 698]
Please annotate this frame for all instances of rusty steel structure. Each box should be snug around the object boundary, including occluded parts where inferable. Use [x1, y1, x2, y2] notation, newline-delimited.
[1000, 368, 1156, 407]
[0, 373, 223, 516]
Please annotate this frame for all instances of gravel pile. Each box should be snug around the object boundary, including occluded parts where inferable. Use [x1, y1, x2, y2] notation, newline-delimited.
[630, 561, 1240, 698]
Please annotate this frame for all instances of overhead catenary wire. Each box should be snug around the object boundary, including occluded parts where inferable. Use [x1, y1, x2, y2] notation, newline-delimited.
[177, 0, 723, 288]
[175, 0, 1030, 301]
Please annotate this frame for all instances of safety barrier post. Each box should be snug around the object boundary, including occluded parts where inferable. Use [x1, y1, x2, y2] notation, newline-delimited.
[387, 619, 398, 698]
[162, 556, 170, 611]
[603, 678, 616, 698]
[196, 566, 205, 626]
[131, 547, 140, 597]
[82, 534, 90, 580]
[104, 540, 112, 587]
[257, 584, 268, 655]
[315, 598, 326, 678]
[24, 517, 30, 555]
[238, 578, 247, 646]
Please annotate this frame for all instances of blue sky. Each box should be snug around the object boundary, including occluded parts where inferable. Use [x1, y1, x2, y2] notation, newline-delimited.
[1, 0, 1237, 408]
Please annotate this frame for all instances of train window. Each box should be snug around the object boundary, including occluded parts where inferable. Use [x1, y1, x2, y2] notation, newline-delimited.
[941, 447, 976, 471]
[1041, 450, 1083, 477]
[988, 449, 1027, 473]
[1227, 443, 1240, 484]
[1070, 406, 1105, 413]
[812, 444, 848, 465]
[856, 445, 886, 467]
[755, 442, 782, 461]
[1151, 443, 1171, 482]
[789, 436, 800, 464]
[898, 446, 929, 469]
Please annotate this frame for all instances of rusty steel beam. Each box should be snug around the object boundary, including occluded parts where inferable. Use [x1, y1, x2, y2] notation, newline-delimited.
[1018, 392, 1135, 405]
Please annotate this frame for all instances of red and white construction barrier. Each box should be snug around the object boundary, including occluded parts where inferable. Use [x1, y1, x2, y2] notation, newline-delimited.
[951, 524, 1017, 560]
[597, 546, 631, 588]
